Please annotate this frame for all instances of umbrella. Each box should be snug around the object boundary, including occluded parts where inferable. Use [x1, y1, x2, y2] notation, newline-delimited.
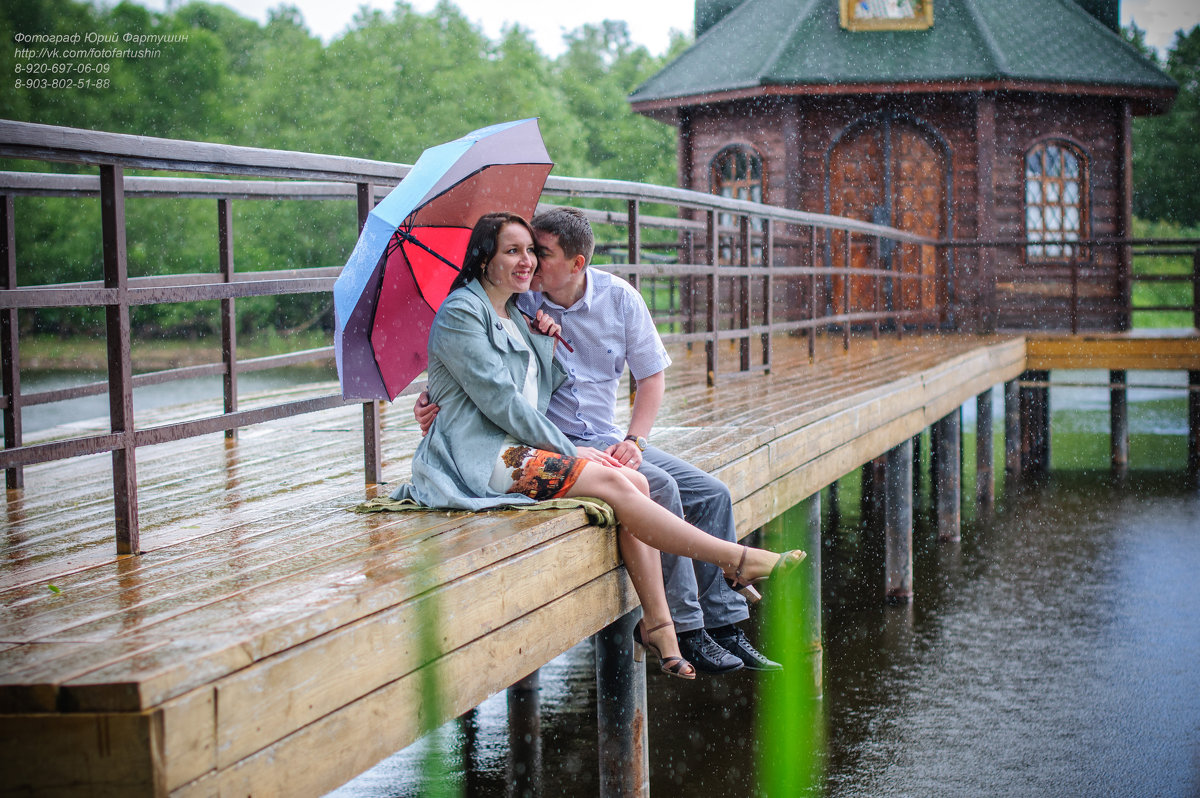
[333, 118, 553, 400]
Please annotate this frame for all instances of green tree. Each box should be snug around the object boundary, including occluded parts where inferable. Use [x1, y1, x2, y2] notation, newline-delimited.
[1132, 25, 1200, 226]
[555, 21, 683, 186]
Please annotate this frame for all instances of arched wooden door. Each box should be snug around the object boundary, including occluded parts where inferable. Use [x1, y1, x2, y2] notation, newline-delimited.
[828, 117, 947, 325]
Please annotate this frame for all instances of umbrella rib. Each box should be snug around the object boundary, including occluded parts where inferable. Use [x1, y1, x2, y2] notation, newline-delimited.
[395, 228, 462, 273]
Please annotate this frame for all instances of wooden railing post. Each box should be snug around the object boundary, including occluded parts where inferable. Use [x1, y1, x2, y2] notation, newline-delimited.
[218, 197, 238, 441]
[101, 164, 138, 554]
[357, 182, 382, 484]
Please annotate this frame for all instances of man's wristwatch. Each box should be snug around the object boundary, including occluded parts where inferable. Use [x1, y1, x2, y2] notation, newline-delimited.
[624, 434, 648, 452]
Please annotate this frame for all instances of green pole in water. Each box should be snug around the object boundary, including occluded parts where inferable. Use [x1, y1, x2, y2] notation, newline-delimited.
[757, 493, 825, 796]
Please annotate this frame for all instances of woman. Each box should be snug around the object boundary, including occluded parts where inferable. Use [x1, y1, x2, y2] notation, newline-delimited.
[392, 212, 803, 678]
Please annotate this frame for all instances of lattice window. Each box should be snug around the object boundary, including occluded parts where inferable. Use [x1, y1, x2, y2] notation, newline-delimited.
[710, 146, 765, 265]
[1024, 141, 1087, 261]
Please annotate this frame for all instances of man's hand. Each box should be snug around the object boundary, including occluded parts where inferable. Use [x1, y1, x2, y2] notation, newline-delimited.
[413, 390, 439, 437]
[530, 309, 562, 341]
[605, 439, 643, 469]
[575, 446, 623, 468]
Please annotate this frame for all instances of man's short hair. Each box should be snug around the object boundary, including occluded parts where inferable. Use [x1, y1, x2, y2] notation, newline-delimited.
[532, 206, 594, 266]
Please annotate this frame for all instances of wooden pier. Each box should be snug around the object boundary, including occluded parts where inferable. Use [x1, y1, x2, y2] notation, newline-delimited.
[1, 120, 1198, 797]
[1, 332, 1028, 797]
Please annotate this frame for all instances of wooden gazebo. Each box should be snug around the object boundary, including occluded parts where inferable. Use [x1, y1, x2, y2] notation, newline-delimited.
[630, 0, 1177, 332]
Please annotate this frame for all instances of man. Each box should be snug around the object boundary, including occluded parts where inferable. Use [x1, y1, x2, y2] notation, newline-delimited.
[418, 207, 778, 673]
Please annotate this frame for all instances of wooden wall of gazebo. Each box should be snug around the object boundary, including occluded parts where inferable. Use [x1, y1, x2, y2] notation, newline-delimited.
[675, 89, 1134, 333]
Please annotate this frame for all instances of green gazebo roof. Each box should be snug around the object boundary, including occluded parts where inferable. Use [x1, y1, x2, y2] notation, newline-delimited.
[630, 0, 1175, 111]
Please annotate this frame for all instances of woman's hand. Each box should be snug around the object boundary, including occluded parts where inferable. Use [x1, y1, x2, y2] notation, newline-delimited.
[530, 309, 562, 341]
[575, 446, 623, 468]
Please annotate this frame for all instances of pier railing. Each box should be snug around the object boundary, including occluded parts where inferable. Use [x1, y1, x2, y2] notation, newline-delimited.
[943, 237, 1200, 333]
[0, 120, 936, 553]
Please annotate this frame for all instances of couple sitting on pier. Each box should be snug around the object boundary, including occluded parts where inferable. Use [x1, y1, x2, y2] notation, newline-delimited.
[392, 208, 804, 679]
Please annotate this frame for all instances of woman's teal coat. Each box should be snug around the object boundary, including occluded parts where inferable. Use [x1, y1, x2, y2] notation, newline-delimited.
[390, 279, 577, 509]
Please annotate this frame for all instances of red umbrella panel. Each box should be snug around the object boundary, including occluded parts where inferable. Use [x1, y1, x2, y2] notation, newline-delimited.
[369, 226, 471, 396]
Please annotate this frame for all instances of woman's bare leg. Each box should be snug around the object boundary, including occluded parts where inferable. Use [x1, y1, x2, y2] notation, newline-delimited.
[613, 526, 690, 667]
[562, 463, 787, 587]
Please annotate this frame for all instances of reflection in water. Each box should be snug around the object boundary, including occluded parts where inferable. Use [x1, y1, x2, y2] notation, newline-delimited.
[324, 393, 1199, 798]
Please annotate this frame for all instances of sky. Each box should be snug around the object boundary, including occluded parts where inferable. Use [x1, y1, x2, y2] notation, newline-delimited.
[140, 0, 1200, 58]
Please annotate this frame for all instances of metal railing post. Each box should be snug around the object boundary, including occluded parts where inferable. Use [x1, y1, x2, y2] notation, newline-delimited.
[1, 194, 21, 489]
[739, 214, 751, 371]
[357, 182, 382, 484]
[218, 197, 238, 440]
[762, 220, 773, 373]
[808, 226, 817, 361]
[1193, 246, 1199, 331]
[843, 232, 851, 351]
[1070, 257, 1080, 333]
[101, 164, 138, 554]
[628, 200, 640, 401]
[706, 209, 718, 385]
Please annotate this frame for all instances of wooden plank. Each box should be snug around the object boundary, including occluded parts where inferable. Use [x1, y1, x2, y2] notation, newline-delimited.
[1026, 334, 1200, 370]
[56, 511, 592, 712]
[213, 519, 619, 768]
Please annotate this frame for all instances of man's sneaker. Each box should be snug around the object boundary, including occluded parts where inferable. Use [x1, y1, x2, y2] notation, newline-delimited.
[677, 629, 744, 674]
[711, 627, 783, 672]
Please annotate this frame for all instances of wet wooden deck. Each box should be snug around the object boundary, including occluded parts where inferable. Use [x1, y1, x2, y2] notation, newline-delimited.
[0, 331, 1050, 796]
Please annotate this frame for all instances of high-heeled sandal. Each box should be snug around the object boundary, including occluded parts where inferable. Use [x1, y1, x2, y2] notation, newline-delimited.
[633, 620, 696, 680]
[724, 546, 807, 602]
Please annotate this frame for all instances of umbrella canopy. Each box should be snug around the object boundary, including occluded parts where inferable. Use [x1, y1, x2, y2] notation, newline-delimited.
[333, 119, 553, 400]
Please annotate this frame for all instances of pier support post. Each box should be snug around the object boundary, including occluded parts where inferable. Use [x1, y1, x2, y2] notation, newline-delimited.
[933, 409, 962, 542]
[1004, 379, 1021, 479]
[827, 480, 841, 533]
[976, 388, 994, 513]
[885, 439, 914, 602]
[595, 609, 648, 798]
[1189, 370, 1200, 488]
[860, 456, 886, 529]
[507, 670, 542, 798]
[1111, 370, 1129, 476]
[912, 432, 924, 509]
[1020, 370, 1051, 475]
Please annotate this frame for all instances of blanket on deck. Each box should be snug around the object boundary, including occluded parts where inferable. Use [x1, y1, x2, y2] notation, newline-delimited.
[353, 495, 617, 528]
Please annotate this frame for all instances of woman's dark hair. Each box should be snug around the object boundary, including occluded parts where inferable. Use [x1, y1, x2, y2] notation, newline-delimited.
[449, 212, 536, 292]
